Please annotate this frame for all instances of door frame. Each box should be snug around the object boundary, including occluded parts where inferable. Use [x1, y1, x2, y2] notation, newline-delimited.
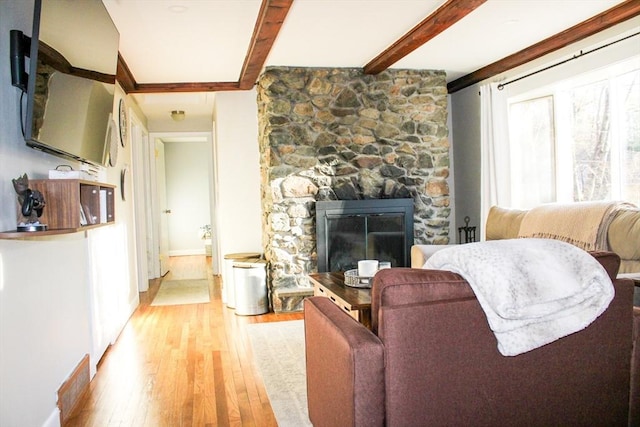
[129, 112, 152, 288]
[147, 131, 218, 276]
[154, 138, 170, 276]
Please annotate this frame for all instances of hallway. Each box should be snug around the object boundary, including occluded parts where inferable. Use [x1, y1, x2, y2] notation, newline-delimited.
[65, 256, 303, 426]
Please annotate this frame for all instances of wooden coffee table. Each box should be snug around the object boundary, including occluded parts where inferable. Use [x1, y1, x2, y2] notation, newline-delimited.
[308, 272, 372, 329]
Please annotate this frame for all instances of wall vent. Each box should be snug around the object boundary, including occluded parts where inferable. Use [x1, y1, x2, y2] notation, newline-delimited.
[57, 354, 90, 424]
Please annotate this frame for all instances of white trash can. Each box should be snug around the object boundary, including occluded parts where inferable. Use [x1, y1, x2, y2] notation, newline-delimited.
[233, 258, 269, 316]
[223, 252, 260, 308]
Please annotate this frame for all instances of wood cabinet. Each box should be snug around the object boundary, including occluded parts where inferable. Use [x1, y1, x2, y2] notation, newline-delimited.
[0, 179, 116, 238]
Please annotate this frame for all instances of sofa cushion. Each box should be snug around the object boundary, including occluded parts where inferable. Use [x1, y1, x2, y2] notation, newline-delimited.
[485, 203, 639, 273]
[485, 206, 526, 240]
[608, 208, 640, 271]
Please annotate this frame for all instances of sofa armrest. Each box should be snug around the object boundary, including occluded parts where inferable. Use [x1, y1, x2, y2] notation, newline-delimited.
[608, 207, 640, 274]
[304, 297, 385, 427]
[410, 244, 455, 268]
[371, 268, 475, 333]
[631, 306, 640, 426]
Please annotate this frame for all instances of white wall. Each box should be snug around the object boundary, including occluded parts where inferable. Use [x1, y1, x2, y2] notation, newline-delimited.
[0, 2, 139, 425]
[164, 138, 212, 255]
[111, 88, 141, 316]
[0, 236, 91, 427]
[213, 90, 262, 268]
[450, 17, 640, 238]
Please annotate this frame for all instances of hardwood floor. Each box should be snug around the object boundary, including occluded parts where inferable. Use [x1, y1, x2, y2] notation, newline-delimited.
[65, 256, 303, 427]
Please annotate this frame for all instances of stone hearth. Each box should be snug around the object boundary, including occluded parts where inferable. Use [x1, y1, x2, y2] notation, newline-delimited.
[257, 67, 451, 312]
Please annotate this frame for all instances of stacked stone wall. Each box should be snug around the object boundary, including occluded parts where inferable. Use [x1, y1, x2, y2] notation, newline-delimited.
[256, 67, 451, 312]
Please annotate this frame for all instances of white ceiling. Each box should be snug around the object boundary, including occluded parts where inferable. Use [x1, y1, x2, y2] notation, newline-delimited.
[101, 0, 630, 126]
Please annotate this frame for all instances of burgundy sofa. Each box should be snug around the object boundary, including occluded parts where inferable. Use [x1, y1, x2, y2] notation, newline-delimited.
[304, 251, 638, 426]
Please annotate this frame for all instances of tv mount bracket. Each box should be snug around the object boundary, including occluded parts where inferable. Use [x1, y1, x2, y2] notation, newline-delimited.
[10, 29, 31, 92]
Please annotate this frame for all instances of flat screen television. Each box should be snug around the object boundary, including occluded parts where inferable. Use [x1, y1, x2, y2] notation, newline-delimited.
[24, 0, 120, 167]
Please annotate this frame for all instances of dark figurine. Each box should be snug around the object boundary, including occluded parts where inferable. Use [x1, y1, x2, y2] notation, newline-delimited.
[12, 173, 46, 225]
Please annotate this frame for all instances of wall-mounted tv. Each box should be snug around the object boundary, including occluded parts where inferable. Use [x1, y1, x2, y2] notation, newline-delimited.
[24, 0, 120, 167]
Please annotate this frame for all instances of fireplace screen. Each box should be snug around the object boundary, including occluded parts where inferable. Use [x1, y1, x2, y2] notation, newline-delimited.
[316, 199, 414, 272]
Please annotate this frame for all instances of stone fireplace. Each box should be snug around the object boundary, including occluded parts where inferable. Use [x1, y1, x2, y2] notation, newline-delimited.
[257, 67, 451, 313]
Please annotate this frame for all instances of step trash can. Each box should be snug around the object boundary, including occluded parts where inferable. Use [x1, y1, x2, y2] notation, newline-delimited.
[223, 252, 260, 308]
[233, 258, 269, 316]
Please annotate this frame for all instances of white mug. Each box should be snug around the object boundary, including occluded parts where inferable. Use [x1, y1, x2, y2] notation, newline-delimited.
[358, 260, 379, 277]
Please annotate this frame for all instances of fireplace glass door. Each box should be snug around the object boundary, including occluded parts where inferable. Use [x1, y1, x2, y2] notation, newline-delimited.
[316, 199, 414, 272]
[326, 213, 405, 272]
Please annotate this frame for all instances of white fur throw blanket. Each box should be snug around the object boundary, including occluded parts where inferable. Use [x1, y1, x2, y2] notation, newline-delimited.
[424, 239, 614, 356]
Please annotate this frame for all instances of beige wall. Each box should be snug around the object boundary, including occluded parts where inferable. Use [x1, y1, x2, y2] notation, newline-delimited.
[212, 90, 262, 266]
[0, 2, 138, 425]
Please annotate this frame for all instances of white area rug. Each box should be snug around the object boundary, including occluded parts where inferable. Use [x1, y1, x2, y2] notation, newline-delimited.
[247, 320, 311, 427]
[151, 279, 211, 306]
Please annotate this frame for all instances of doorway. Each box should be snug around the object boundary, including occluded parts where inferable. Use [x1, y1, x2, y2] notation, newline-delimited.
[148, 132, 217, 279]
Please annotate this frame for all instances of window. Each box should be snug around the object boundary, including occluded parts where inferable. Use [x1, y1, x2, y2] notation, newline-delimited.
[508, 57, 640, 208]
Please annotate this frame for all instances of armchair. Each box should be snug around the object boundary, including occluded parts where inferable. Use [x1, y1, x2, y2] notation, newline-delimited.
[304, 251, 637, 426]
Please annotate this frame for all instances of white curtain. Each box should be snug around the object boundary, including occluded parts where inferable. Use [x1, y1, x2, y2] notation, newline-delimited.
[480, 82, 511, 238]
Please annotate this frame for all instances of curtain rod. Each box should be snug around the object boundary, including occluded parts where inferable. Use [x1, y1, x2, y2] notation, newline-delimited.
[497, 31, 640, 90]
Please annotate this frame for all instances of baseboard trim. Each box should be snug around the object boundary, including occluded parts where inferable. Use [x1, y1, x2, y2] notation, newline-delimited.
[169, 249, 206, 256]
[57, 354, 90, 425]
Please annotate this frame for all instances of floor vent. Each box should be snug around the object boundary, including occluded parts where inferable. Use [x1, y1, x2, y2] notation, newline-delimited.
[57, 354, 90, 424]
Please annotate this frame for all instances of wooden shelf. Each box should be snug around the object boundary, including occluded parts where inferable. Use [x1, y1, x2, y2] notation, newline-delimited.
[0, 224, 110, 239]
[0, 179, 116, 240]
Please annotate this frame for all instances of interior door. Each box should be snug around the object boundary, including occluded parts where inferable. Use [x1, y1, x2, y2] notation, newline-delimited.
[155, 139, 170, 276]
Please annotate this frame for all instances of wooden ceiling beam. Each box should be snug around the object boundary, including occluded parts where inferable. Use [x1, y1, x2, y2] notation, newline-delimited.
[447, 0, 640, 93]
[130, 82, 241, 93]
[238, 0, 295, 90]
[116, 53, 137, 93]
[116, 0, 639, 95]
[364, 0, 487, 75]
[118, 51, 241, 93]
[117, 0, 293, 93]
[117, 50, 241, 94]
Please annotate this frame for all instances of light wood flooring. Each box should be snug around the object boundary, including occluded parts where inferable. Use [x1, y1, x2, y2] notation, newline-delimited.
[65, 255, 304, 427]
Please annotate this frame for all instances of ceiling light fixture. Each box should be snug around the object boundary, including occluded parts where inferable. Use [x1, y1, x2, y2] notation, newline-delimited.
[168, 5, 188, 13]
[171, 110, 185, 121]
